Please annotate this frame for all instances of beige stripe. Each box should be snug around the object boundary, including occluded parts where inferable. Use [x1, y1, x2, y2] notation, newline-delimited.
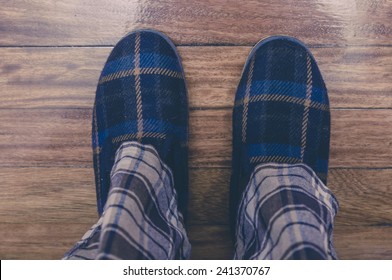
[235, 93, 329, 111]
[93, 147, 101, 155]
[242, 56, 256, 143]
[112, 132, 166, 144]
[250, 156, 301, 164]
[300, 54, 313, 160]
[135, 32, 143, 141]
[98, 68, 183, 84]
[99, 69, 135, 84]
[141, 67, 183, 79]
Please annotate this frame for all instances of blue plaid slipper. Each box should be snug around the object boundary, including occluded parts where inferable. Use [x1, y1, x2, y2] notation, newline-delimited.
[230, 36, 331, 235]
[92, 30, 188, 222]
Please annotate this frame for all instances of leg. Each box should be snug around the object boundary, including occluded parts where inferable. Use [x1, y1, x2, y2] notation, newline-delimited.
[230, 36, 337, 259]
[64, 142, 191, 260]
[64, 29, 190, 259]
[234, 163, 338, 259]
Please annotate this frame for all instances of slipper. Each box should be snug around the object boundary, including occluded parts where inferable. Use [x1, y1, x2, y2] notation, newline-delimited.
[230, 36, 331, 238]
[92, 30, 189, 223]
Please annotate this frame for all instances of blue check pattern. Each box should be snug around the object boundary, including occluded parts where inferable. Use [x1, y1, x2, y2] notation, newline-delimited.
[93, 30, 188, 220]
[230, 36, 331, 236]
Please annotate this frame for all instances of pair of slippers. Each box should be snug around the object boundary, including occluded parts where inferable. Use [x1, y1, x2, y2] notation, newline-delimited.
[92, 30, 330, 238]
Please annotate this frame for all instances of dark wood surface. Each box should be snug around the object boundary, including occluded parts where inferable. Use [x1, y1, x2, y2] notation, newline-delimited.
[1, 0, 391, 46]
[1, 47, 391, 109]
[0, 0, 391, 259]
[0, 109, 391, 168]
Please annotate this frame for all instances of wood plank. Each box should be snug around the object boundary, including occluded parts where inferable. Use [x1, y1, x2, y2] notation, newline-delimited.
[334, 226, 392, 259]
[0, 167, 98, 224]
[1, 223, 391, 259]
[190, 225, 392, 259]
[0, 223, 94, 259]
[188, 225, 233, 260]
[190, 225, 392, 260]
[1, 47, 391, 109]
[0, 48, 105, 109]
[0, 109, 92, 166]
[1, 167, 391, 228]
[189, 168, 230, 225]
[330, 169, 392, 227]
[0, 223, 232, 259]
[0, 108, 391, 167]
[1, 0, 391, 46]
[315, 47, 392, 109]
[329, 110, 392, 168]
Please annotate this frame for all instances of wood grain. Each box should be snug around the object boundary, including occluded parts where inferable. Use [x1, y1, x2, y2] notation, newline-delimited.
[330, 169, 392, 227]
[1, 223, 391, 259]
[1, 47, 391, 109]
[333, 226, 392, 260]
[0, 167, 97, 224]
[0, 108, 391, 168]
[1, 0, 391, 46]
[1, 0, 391, 261]
[1, 167, 391, 227]
[0, 109, 91, 166]
[329, 110, 392, 168]
[189, 226, 392, 260]
[190, 225, 392, 259]
[0, 223, 94, 260]
[188, 225, 233, 260]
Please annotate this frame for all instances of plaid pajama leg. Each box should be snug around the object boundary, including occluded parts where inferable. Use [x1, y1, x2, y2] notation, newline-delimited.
[64, 142, 191, 260]
[235, 163, 338, 260]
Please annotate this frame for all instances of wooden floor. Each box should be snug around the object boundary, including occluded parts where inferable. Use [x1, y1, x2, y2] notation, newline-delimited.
[1, 0, 392, 259]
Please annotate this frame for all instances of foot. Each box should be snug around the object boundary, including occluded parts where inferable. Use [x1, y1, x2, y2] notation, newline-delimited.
[230, 36, 330, 237]
[92, 30, 189, 221]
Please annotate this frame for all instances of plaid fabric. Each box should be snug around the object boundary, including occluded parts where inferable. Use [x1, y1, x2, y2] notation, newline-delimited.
[93, 30, 189, 221]
[235, 163, 338, 260]
[64, 142, 191, 260]
[230, 36, 330, 236]
[64, 144, 338, 260]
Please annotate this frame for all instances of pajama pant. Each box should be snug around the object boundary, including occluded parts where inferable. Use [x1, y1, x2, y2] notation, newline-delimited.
[63, 142, 338, 260]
